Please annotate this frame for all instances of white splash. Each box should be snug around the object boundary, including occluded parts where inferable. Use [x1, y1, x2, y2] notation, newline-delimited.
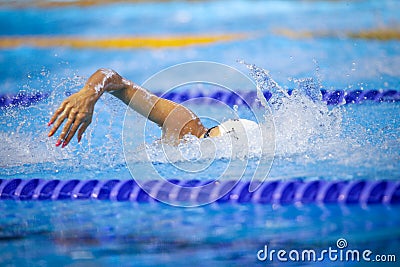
[129, 121, 270, 164]
[243, 63, 343, 156]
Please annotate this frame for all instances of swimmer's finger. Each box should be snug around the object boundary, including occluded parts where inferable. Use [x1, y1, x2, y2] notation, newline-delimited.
[77, 120, 91, 143]
[48, 106, 72, 137]
[56, 116, 75, 147]
[48, 101, 67, 126]
[62, 120, 81, 147]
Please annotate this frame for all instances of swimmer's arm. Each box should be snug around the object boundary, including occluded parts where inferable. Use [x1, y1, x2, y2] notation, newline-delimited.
[112, 85, 207, 141]
[107, 71, 207, 140]
[48, 68, 206, 147]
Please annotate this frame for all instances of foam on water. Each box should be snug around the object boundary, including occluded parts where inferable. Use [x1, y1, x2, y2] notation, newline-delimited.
[130, 127, 267, 164]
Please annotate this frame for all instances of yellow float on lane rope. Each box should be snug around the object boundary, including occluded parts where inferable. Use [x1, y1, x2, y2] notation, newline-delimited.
[0, 34, 246, 49]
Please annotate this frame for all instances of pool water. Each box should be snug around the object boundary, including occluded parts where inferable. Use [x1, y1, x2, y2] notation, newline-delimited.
[1, 0, 399, 266]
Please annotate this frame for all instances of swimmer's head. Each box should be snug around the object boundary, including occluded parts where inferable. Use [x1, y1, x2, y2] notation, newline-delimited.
[202, 119, 259, 142]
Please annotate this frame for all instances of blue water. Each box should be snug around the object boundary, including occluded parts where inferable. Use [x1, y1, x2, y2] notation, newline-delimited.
[0, 0, 399, 266]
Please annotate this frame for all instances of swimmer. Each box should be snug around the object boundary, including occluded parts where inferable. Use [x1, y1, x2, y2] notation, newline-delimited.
[48, 68, 258, 147]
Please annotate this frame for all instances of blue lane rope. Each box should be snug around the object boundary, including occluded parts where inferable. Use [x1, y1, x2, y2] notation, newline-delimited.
[0, 178, 399, 205]
[0, 89, 399, 109]
[0, 92, 49, 109]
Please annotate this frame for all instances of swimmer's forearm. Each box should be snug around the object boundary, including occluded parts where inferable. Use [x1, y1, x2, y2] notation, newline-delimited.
[83, 68, 205, 137]
[84, 68, 157, 107]
[84, 69, 169, 126]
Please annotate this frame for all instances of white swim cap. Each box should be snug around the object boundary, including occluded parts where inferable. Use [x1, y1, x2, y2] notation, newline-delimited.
[217, 119, 259, 142]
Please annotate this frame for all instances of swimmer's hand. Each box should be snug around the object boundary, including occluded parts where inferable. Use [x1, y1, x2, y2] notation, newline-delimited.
[48, 88, 98, 148]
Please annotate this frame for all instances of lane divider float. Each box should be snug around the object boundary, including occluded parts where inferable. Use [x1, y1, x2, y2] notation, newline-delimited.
[0, 178, 399, 205]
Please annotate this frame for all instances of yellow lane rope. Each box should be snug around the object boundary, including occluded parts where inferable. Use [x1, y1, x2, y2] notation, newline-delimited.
[274, 28, 400, 41]
[348, 28, 400, 40]
[0, 34, 247, 49]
